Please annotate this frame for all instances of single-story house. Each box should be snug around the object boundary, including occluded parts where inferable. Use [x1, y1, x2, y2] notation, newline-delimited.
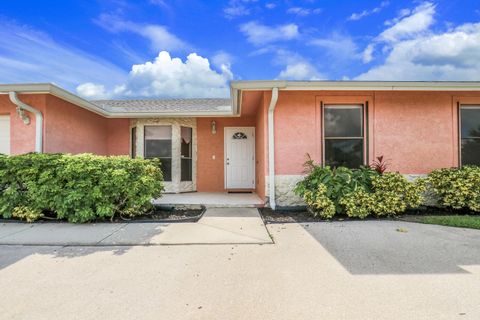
[1, 81, 479, 208]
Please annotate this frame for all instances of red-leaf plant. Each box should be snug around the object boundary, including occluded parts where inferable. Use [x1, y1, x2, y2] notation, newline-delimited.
[370, 156, 389, 174]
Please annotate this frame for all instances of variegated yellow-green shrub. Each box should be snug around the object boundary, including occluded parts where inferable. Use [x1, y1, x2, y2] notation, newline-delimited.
[428, 166, 480, 212]
[369, 173, 426, 216]
[295, 155, 426, 219]
[303, 184, 336, 219]
[339, 188, 375, 219]
[0, 153, 164, 222]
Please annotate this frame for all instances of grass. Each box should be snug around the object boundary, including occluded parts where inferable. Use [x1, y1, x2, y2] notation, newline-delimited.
[406, 215, 480, 230]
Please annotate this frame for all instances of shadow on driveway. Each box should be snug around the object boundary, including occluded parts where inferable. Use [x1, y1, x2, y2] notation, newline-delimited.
[302, 220, 480, 275]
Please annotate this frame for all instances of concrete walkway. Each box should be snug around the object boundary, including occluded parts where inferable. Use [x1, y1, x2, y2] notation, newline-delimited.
[154, 192, 264, 208]
[0, 208, 272, 246]
[1, 221, 480, 319]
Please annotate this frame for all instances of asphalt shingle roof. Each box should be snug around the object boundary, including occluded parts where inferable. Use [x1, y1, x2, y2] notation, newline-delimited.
[92, 98, 232, 114]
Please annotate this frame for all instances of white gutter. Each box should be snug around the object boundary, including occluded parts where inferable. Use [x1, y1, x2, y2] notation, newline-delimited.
[8, 92, 43, 153]
[230, 80, 480, 91]
[268, 87, 279, 210]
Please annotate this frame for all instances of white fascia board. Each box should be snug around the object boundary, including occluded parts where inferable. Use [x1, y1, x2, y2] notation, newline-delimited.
[230, 80, 480, 91]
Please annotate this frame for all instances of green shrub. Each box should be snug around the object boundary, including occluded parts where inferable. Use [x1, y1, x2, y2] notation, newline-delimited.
[294, 155, 425, 219]
[428, 166, 480, 212]
[11, 206, 44, 223]
[303, 184, 336, 219]
[339, 188, 374, 219]
[294, 163, 378, 215]
[370, 173, 426, 216]
[0, 153, 164, 222]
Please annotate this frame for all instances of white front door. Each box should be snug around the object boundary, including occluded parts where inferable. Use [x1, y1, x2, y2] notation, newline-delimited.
[225, 127, 255, 189]
[0, 115, 10, 155]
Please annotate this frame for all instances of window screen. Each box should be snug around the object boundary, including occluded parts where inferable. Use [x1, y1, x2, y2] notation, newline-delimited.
[181, 127, 193, 181]
[144, 126, 172, 181]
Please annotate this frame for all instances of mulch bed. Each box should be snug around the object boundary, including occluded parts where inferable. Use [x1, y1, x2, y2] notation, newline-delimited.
[260, 206, 477, 224]
[118, 208, 204, 223]
[0, 207, 205, 224]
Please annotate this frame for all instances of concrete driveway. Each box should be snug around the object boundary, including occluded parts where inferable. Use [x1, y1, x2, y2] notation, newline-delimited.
[1, 221, 480, 319]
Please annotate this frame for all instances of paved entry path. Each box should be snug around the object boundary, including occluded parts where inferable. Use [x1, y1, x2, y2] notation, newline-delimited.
[0, 208, 272, 246]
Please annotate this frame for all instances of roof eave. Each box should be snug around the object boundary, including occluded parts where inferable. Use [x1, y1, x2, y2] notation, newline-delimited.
[230, 80, 480, 91]
[0, 83, 237, 118]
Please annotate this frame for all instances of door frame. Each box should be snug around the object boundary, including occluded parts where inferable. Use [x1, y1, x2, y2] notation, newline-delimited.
[224, 126, 256, 190]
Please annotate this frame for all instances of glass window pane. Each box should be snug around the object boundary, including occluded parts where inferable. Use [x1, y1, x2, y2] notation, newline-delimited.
[145, 126, 171, 139]
[461, 108, 480, 138]
[145, 140, 172, 158]
[325, 139, 364, 168]
[461, 139, 480, 166]
[181, 127, 192, 157]
[324, 106, 363, 137]
[159, 158, 172, 181]
[181, 159, 192, 181]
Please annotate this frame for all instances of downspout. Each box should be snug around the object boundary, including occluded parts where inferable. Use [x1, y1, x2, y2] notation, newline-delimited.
[268, 87, 279, 209]
[8, 92, 43, 153]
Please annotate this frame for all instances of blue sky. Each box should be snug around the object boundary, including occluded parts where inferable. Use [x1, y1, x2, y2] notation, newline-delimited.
[0, 0, 479, 99]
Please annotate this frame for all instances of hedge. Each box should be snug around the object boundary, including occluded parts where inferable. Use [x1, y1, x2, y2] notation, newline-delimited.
[0, 153, 164, 222]
[294, 157, 426, 219]
[428, 166, 480, 212]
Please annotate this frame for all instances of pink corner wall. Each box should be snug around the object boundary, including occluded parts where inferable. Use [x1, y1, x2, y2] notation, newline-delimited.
[0, 94, 46, 154]
[107, 118, 131, 156]
[0, 94, 130, 156]
[197, 116, 256, 192]
[271, 90, 480, 175]
[254, 93, 268, 199]
[44, 95, 109, 154]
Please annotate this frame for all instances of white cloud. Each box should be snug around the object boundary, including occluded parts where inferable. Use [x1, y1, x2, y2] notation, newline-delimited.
[240, 21, 299, 45]
[310, 33, 360, 61]
[348, 1, 389, 21]
[265, 3, 276, 9]
[77, 83, 111, 99]
[362, 44, 375, 63]
[379, 2, 435, 42]
[357, 20, 480, 80]
[223, 0, 258, 18]
[211, 51, 234, 69]
[77, 51, 233, 99]
[361, 2, 436, 63]
[270, 49, 324, 80]
[278, 62, 322, 80]
[287, 7, 322, 16]
[0, 21, 126, 91]
[95, 14, 188, 51]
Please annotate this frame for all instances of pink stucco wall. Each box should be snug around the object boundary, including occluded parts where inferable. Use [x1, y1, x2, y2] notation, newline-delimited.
[44, 95, 108, 154]
[0, 93, 130, 156]
[107, 118, 131, 156]
[254, 93, 268, 199]
[271, 90, 480, 175]
[197, 116, 256, 192]
[0, 94, 46, 154]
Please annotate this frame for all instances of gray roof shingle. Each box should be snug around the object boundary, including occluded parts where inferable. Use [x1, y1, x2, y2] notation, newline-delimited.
[92, 98, 232, 114]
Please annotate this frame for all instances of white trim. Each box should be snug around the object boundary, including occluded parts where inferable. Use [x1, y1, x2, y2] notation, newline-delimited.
[268, 88, 279, 209]
[0, 115, 10, 155]
[231, 80, 480, 91]
[224, 126, 256, 190]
